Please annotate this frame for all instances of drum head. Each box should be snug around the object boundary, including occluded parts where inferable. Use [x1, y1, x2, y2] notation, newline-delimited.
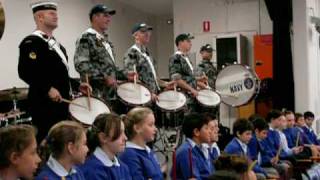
[69, 97, 110, 126]
[215, 65, 259, 107]
[156, 91, 186, 111]
[196, 89, 221, 107]
[117, 82, 151, 106]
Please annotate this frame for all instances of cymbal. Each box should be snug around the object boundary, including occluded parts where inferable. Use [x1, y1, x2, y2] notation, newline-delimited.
[4, 110, 26, 119]
[0, 87, 28, 101]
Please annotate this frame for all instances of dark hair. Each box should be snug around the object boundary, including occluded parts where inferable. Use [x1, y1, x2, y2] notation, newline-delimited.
[266, 109, 282, 123]
[182, 113, 210, 138]
[209, 154, 249, 180]
[248, 114, 263, 122]
[251, 117, 269, 131]
[0, 125, 36, 169]
[304, 111, 315, 119]
[47, 121, 85, 158]
[233, 119, 253, 137]
[214, 154, 249, 173]
[203, 112, 217, 122]
[124, 107, 153, 140]
[284, 110, 294, 116]
[295, 113, 303, 122]
[88, 113, 122, 152]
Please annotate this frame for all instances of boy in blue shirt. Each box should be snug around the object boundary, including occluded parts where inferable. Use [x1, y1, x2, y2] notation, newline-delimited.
[225, 118, 268, 180]
[260, 110, 292, 180]
[172, 113, 214, 180]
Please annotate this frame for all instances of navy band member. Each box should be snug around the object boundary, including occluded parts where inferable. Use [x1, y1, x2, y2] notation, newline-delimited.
[124, 22, 174, 102]
[169, 33, 208, 113]
[18, 1, 90, 142]
[74, 4, 134, 107]
[195, 44, 218, 89]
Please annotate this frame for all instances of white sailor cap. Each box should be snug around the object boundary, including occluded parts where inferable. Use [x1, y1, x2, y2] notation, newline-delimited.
[31, 1, 57, 13]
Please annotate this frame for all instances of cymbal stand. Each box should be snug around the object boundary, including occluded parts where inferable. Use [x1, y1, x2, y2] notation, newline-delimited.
[12, 88, 19, 125]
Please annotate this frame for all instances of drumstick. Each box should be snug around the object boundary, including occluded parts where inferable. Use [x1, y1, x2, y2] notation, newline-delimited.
[248, 160, 258, 171]
[61, 98, 87, 109]
[172, 149, 177, 180]
[296, 131, 301, 147]
[275, 144, 282, 160]
[188, 148, 194, 178]
[202, 72, 211, 89]
[133, 64, 137, 85]
[85, 74, 91, 111]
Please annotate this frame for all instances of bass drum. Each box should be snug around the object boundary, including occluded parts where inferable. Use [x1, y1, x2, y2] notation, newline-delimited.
[215, 64, 260, 107]
[69, 96, 110, 126]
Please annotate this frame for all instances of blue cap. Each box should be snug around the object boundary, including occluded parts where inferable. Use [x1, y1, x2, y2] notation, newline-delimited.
[89, 4, 116, 20]
[131, 23, 153, 34]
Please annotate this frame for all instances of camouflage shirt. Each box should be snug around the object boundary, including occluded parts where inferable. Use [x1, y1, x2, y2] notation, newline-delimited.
[195, 60, 218, 89]
[169, 51, 196, 88]
[123, 44, 160, 93]
[74, 28, 125, 100]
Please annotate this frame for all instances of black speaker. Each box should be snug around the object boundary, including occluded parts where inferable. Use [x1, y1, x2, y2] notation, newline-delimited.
[216, 34, 248, 71]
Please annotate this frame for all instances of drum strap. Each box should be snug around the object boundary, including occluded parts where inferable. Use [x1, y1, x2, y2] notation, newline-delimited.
[131, 44, 160, 90]
[32, 30, 68, 71]
[175, 51, 193, 73]
[85, 28, 115, 63]
[32, 30, 73, 96]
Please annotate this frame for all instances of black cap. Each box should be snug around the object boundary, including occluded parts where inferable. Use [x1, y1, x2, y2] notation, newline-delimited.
[131, 23, 153, 34]
[89, 4, 116, 20]
[200, 44, 213, 53]
[31, 1, 57, 13]
[175, 33, 194, 46]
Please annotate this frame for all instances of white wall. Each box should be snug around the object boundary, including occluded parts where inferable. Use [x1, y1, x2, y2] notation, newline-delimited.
[0, 0, 172, 89]
[292, 0, 320, 133]
[173, 0, 272, 127]
[173, 0, 272, 65]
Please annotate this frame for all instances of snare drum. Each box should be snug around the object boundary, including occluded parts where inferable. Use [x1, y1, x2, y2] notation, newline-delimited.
[117, 82, 152, 106]
[69, 96, 110, 126]
[215, 64, 260, 107]
[156, 90, 187, 112]
[196, 89, 221, 107]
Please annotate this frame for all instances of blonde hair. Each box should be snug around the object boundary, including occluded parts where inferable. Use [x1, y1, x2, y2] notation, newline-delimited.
[47, 121, 84, 158]
[124, 107, 153, 140]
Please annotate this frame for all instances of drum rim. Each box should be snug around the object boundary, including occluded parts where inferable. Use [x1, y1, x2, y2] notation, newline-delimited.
[68, 95, 111, 126]
[116, 81, 152, 106]
[156, 90, 187, 112]
[215, 64, 260, 107]
[196, 89, 221, 108]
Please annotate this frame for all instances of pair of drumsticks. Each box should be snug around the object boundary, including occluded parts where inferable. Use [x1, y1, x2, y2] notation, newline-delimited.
[61, 74, 91, 110]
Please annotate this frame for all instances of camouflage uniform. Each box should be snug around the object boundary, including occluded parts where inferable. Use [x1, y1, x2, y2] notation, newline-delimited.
[195, 60, 220, 115]
[74, 28, 126, 102]
[195, 60, 218, 89]
[169, 51, 197, 113]
[123, 44, 160, 94]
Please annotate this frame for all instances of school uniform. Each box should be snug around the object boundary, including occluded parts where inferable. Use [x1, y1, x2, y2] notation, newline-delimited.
[225, 137, 268, 178]
[173, 139, 214, 180]
[248, 135, 280, 178]
[204, 143, 220, 161]
[36, 155, 85, 180]
[302, 126, 320, 145]
[283, 127, 303, 148]
[80, 147, 131, 180]
[260, 127, 292, 179]
[119, 141, 163, 180]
